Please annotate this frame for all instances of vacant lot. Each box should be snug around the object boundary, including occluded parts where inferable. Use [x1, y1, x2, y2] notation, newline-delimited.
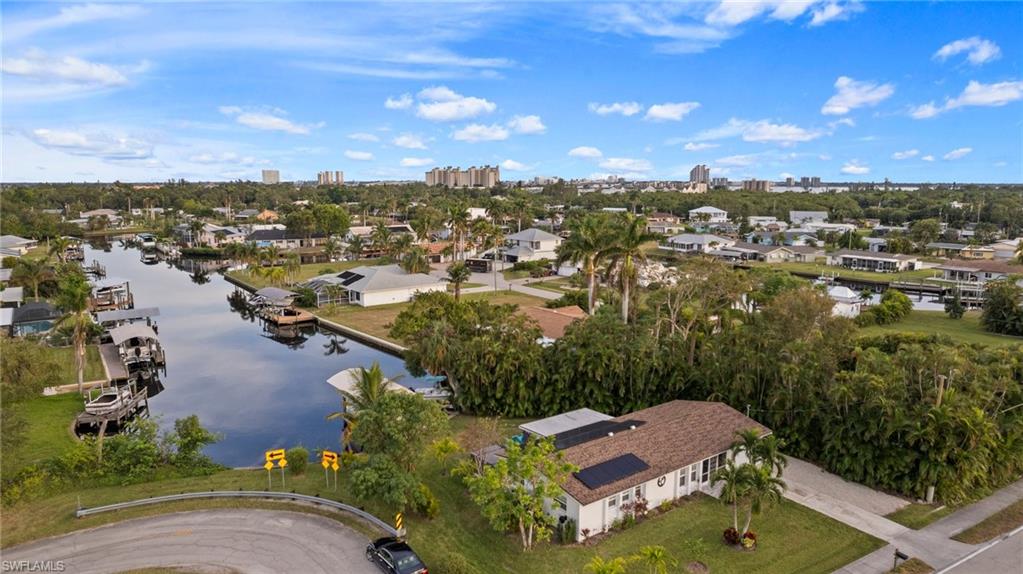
[860, 311, 1023, 348]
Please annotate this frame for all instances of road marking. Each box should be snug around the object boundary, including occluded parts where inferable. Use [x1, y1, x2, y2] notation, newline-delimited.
[935, 524, 1023, 573]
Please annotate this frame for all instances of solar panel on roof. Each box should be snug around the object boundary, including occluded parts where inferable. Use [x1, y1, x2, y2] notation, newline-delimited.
[574, 453, 650, 490]
[340, 273, 364, 286]
[553, 419, 645, 450]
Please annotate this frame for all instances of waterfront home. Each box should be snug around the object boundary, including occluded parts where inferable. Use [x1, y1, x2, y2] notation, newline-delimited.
[747, 216, 788, 230]
[926, 242, 969, 258]
[789, 210, 828, 225]
[519, 305, 587, 345]
[304, 264, 446, 307]
[932, 260, 1022, 307]
[827, 286, 863, 318]
[743, 230, 819, 246]
[503, 228, 563, 263]
[826, 249, 919, 272]
[864, 237, 888, 253]
[527, 400, 768, 540]
[645, 213, 686, 235]
[688, 206, 728, 224]
[246, 229, 328, 250]
[794, 221, 857, 234]
[661, 233, 735, 254]
[0, 235, 38, 255]
[709, 242, 793, 263]
[1, 301, 60, 336]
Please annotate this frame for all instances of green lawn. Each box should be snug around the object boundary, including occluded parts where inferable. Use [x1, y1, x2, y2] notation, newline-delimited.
[52, 345, 105, 383]
[886, 503, 954, 530]
[750, 261, 938, 283]
[1, 393, 83, 481]
[226, 259, 382, 290]
[527, 278, 578, 294]
[448, 282, 485, 292]
[953, 499, 1023, 544]
[503, 269, 531, 281]
[859, 311, 1023, 348]
[314, 290, 548, 343]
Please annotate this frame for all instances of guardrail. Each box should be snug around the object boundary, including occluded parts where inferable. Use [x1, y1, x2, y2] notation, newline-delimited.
[75, 490, 398, 536]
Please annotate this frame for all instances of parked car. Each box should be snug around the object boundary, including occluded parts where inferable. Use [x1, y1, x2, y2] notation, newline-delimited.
[365, 537, 428, 574]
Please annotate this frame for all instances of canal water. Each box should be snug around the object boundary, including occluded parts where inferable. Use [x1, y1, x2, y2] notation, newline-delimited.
[84, 242, 429, 467]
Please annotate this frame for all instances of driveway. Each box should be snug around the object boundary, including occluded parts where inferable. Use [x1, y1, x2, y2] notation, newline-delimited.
[783, 456, 910, 541]
[1, 509, 378, 574]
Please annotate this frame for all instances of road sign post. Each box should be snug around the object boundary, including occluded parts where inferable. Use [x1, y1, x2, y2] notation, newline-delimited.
[395, 512, 405, 538]
[320, 451, 338, 489]
[331, 460, 340, 491]
[265, 449, 286, 490]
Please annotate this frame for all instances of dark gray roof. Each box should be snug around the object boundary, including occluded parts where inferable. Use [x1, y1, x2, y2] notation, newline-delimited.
[12, 301, 60, 324]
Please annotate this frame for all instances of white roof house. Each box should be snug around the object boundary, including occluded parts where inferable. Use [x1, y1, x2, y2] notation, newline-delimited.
[1, 287, 25, 306]
[827, 286, 862, 318]
[504, 228, 563, 263]
[0, 235, 38, 255]
[789, 211, 829, 225]
[661, 233, 735, 254]
[688, 206, 728, 223]
[520, 408, 613, 439]
[306, 264, 446, 307]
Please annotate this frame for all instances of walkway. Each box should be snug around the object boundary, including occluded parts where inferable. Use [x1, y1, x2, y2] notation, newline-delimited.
[428, 263, 561, 301]
[1, 509, 377, 574]
[834, 478, 1023, 574]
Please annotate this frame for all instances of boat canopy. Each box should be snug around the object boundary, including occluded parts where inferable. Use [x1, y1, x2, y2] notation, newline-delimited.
[90, 277, 130, 290]
[254, 287, 297, 305]
[109, 324, 159, 345]
[96, 307, 160, 323]
[326, 368, 412, 396]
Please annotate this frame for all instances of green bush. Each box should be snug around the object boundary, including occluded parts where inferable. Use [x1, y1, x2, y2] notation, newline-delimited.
[857, 289, 912, 326]
[545, 289, 589, 312]
[412, 483, 440, 519]
[431, 552, 481, 574]
[294, 287, 318, 308]
[286, 447, 309, 475]
[556, 518, 577, 544]
[103, 419, 162, 482]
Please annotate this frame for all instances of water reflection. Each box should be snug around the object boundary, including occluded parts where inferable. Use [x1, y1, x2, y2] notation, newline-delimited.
[83, 244, 426, 467]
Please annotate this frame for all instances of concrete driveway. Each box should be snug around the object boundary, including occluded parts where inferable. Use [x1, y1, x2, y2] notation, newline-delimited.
[783, 457, 910, 541]
[1, 509, 379, 574]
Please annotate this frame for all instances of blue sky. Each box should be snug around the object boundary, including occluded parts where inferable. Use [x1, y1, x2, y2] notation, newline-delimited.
[2, 1, 1021, 183]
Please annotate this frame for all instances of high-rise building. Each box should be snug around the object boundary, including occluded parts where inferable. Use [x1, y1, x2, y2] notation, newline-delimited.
[689, 164, 710, 184]
[710, 177, 729, 187]
[799, 176, 822, 187]
[261, 169, 280, 185]
[785, 176, 795, 186]
[424, 165, 500, 188]
[317, 171, 344, 185]
[742, 179, 772, 192]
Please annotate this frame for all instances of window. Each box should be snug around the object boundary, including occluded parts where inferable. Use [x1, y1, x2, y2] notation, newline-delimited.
[702, 453, 725, 483]
[620, 489, 632, 505]
[679, 470, 688, 488]
[608, 495, 617, 509]
[634, 486, 643, 500]
[554, 495, 567, 511]
[717, 452, 727, 467]
[690, 464, 698, 483]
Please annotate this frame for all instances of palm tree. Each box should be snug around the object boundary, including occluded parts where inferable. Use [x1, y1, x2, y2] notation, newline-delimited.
[446, 204, 470, 260]
[324, 362, 396, 448]
[13, 257, 52, 301]
[346, 236, 365, 261]
[188, 219, 205, 247]
[632, 546, 677, 574]
[390, 233, 415, 259]
[370, 222, 392, 256]
[267, 266, 286, 286]
[603, 214, 654, 323]
[399, 246, 430, 274]
[741, 464, 786, 534]
[323, 237, 341, 262]
[445, 262, 472, 300]
[731, 429, 787, 477]
[54, 275, 92, 396]
[556, 214, 611, 315]
[711, 459, 751, 532]
[49, 236, 71, 263]
[584, 556, 628, 574]
[284, 253, 301, 284]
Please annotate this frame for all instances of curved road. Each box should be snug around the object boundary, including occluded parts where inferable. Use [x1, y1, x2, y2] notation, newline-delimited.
[1, 509, 379, 574]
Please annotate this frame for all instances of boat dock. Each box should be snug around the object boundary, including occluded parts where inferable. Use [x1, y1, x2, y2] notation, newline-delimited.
[99, 343, 128, 382]
[76, 386, 149, 427]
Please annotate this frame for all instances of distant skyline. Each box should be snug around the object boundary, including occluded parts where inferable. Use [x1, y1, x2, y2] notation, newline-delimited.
[2, 2, 1021, 183]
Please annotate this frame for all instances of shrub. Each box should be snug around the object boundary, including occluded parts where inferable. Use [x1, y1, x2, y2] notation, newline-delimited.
[559, 518, 577, 544]
[431, 552, 481, 574]
[412, 483, 440, 519]
[742, 531, 757, 549]
[723, 527, 740, 545]
[293, 287, 318, 308]
[286, 447, 309, 475]
[545, 289, 589, 312]
[658, 499, 674, 513]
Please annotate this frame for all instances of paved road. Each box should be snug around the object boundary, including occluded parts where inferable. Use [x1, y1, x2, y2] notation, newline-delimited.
[1, 509, 378, 574]
[945, 529, 1023, 574]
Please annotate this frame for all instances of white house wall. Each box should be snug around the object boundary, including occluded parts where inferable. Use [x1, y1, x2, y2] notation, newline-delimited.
[357, 284, 447, 307]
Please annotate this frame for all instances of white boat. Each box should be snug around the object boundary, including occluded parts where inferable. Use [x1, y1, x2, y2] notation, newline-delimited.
[84, 386, 133, 415]
[137, 233, 157, 249]
[414, 386, 452, 401]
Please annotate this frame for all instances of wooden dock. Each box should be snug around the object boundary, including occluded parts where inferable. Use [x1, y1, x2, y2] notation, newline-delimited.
[99, 343, 128, 382]
[76, 387, 149, 427]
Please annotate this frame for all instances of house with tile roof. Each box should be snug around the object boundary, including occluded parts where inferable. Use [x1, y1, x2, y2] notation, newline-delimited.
[520, 400, 768, 540]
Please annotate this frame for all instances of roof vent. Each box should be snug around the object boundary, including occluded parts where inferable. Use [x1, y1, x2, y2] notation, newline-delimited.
[607, 432, 614, 437]
[629, 425, 636, 430]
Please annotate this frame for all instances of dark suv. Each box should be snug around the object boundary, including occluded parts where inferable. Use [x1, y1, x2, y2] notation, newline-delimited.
[365, 537, 428, 574]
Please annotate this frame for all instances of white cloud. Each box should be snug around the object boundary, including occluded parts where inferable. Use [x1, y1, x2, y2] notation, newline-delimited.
[891, 149, 919, 160]
[644, 101, 700, 122]
[828, 118, 856, 129]
[384, 93, 413, 110]
[588, 4, 732, 54]
[742, 120, 823, 144]
[588, 102, 643, 116]
[219, 106, 322, 135]
[3, 50, 130, 86]
[599, 157, 652, 172]
[568, 146, 603, 159]
[943, 147, 972, 160]
[348, 132, 380, 142]
[683, 142, 719, 151]
[714, 153, 761, 167]
[452, 123, 508, 142]
[415, 86, 496, 121]
[29, 127, 153, 160]
[911, 80, 1023, 119]
[809, 1, 864, 26]
[392, 133, 427, 149]
[934, 37, 1001, 66]
[5, 3, 146, 42]
[187, 152, 267, 166]
[819, 154, 833, 161]
[921, 155, 935, 162]
[821, 76, 895, 115]
[344, 150, 374, 161]
[507, 115, 546, 134]
[780, 171, 796, 179]
[501, 159, 529, 171]
[840, 160, 870, 175]
[400, 157, 434, 167]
